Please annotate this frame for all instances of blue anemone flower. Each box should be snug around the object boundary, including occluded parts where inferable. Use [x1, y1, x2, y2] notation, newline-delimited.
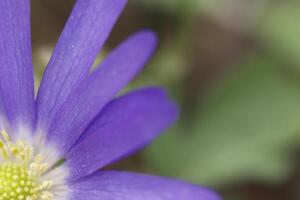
[0, 1, 222, 200]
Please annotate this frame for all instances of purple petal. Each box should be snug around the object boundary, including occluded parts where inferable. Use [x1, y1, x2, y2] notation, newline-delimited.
[36, 0, 126, 131]
[0, 0, 34, 130]
[47, 31, 157, 154]
[66, 87, 178, 181]
[70, 171, 222, 200]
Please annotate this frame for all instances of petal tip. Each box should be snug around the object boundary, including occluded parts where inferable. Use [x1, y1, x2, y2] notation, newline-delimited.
[203, 188, 223, 200]
[140, 86, 180, 125]
[134, 29, 159, 49]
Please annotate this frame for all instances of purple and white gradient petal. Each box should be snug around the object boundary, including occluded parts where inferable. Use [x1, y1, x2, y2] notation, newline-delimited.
[0, 0, 222, 200]
[66, 87, 178, 181]
[71, 171, 222, 200]
[46, 30, 158, 155]
[0, 0, 34, 132]
[36, 0, 127, 133]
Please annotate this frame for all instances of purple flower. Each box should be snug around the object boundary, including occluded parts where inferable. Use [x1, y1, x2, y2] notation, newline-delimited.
[0, 0, 222, 200]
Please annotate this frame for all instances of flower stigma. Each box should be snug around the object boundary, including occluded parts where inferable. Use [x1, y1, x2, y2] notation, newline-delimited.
[0, 130, 53, 200]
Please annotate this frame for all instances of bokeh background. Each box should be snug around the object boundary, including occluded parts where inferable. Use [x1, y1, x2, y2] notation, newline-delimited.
[31, 0, 300, 199]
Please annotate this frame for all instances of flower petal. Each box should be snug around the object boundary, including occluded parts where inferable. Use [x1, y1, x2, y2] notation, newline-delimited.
[47, 31, 157, 154]
[0, 0, 34, 131]
[66, 87, 178, 180]
[70, 171, 222, 200]
[36, 0, 126, 131]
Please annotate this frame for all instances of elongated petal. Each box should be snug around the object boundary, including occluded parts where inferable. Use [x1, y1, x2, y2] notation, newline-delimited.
[71, 171, 222, 200]
[66, 87, 178, 180]
[47, 31, 157, 154]
[36, 0, 126, 131]
[0, 0, 34, 131]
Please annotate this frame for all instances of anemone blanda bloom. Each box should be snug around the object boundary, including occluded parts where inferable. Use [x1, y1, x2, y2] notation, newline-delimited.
[0, 0, 222, 200]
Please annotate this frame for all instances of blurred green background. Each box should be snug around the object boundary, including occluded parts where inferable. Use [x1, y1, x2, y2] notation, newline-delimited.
[31, 0, 300, 199]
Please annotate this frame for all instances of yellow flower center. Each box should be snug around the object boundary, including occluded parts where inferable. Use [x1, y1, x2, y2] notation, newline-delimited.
[0, 163, 38, 199]
[0, 130, 53, 200]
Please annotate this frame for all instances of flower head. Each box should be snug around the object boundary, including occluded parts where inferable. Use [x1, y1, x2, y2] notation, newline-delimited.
[0, 0, 222, 200]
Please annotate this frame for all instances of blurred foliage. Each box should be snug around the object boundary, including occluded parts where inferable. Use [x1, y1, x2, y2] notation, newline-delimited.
[145, 56, 300, 186]
[132, 0, 200, 14]
[133, 0, 239, 16]
[258, 1, 300, 66]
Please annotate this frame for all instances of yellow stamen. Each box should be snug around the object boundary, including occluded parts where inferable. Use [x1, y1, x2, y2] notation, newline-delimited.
[0, 130, 53, 200]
